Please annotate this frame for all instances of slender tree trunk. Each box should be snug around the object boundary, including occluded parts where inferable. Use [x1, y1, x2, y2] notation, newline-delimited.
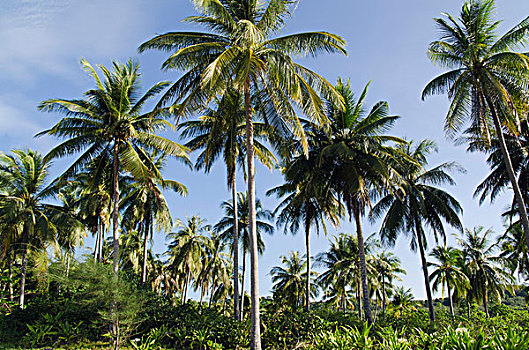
[305, 215, 311, 312]
[482, 283, 489, 317]
[240, 252, 247, 320]
[415, 223, 435, 322]
[19, 224, 29, 309]
[112, 142, 120, 275]
[382, 278, 387, 322]
[485, 96, 529, 251]
[467, 297, 471, 318]
[244, 79, 261, 350]
[374, 293, 379, 323]
[66, 254, 71, 278]
[231, 174, 240, 320]
[8, 251, 13, 302]
[99, 222, 105, 263]
[94, 225, 100, 263]
[341, 291, 346, 313]
[142, 212, 151, 284]
[447, 281, 454, 317]
[353, 203, 373, 325]
[357, 280, 363, 320]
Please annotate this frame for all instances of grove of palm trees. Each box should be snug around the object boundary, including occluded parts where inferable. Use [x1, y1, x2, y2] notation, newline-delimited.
[1, 0, 529, 349]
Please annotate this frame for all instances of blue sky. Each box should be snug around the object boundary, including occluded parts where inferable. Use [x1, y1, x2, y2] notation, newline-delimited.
[1, 0, 528, 300]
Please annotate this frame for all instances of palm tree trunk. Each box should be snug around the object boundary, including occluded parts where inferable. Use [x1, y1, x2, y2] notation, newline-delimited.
[382, 278, 387, 322]
[415, 224, 435, 322]
[482, 283, 489, 317]
[112, 142, 120, 276]
[66, 254, 71, 278]
[231, 173, 240, 320]
[305, 215, 311, 312]
[341, 291, 346, 313]
[447, 280, 454, 317]
[19, 224, 29, 309]
[99, 222, 105, 263]
[353, 203, 373, 325]
[142, 213, 151, 284]
[240, 252, 247, 320]
[244, 78, 261, 350]
[94, 225, 100, 263]
[485, 95, 529, 251]
[8, 251, 13, 302]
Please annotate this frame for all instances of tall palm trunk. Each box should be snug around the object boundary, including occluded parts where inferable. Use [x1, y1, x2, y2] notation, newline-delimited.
[142, 212, 151, 284]
[382, 277, 387, 321]
[231, 173, 240, 320]
[19, 224, 29, 309]
[244, 79, 261, 350]
[485, 96, 529, 251]
[99, 222, 105, 263]
[415, 221, 435, 322]
[94, 225, 100, 263]
[112, 142, 120, 275]
[8, 251, 13, 302]
[352, 203, 373, 325]
[357, 279, 363, 320]
[240, 252, 247, 320]
[447, 280, 454, 317]
[305, 214, 311, 312]
[482, 282, 489, 317]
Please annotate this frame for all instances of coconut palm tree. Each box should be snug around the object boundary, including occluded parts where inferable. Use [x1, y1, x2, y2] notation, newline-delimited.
[0, 150, 72, 308]
[498, 223, 529, 279]
[373, 139, 464, 322]
[38, 59, 190, 276]
[270, 251, 317, 308]
[166, 215, 212, 303]
[214, 192, 272, 319]
[372, 251, 405, 321]
[456, 226, 515, 317]
[268, 159, 342, 311]
[422, 0, 529, 251]
[121, 152, 187, 283]
[391, 287, 416, 317]
[178, 89, 276, 318]
[428, 245, 469, 316]
[139, 2, 346, 345]
[316, 79, 403, 324]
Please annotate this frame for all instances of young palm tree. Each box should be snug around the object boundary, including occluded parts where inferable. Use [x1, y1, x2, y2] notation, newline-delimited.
[38, 59, 189, 276]
[391, 287, 416, 317]
[422, 0, 529, 249]
[316, 80, 403, 324]
[372, 251, 405, 321]
[373, 139, 464, 322]
[121, 152, 187, 283]
[428, 246, 469, 317]
[0, 150, 69, 308]
[268, 160, 342, 311]
[139, 2, 346, 345]
[214, 192, 272, 319]
[166, 215, 212, 303]
[456, 226, 515, 317]
[178, 89, 276, 318]
[270, 251, 317, 308]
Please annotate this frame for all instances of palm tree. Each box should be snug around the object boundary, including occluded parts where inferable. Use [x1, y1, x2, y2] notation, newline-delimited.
[0, 150, 69, 308]
[268, 158, 342, 311]
[391, 287, 416, 317]
[498, 223, 529, 279]
[372, 251, 405, 321]
[214, 192, 273, 319]
[456, 226, 515, 317]
[373, 139, 464, 322]
[178, 89, 276, 318]
[121, 152, 187, 283]
[422, 0, 529, 250]
[428, 246, 469, 316]
[315, 80, 402, 324]
[270, 251, 317, 308]
[38, 59, 189, 276]
[166, 215, 212, 303]
[139, 2, 346, 346]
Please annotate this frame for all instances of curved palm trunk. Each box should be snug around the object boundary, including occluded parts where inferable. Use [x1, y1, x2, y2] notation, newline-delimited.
[93, 225, 100, 263]
[485, 96, 529, 251]
[231, 174, 240, 320]
[482, 283, 489, 317]
[447, 280, 454, 317]
[8, 252, 13, 302]
[240, 252, 247, 320]
[382, 277, 387, 322]
[244, 79, 261, 350]
[19, 224, 29, 309]
[352, 204, 373, 325]
[99, 222, 105, 263]
[305, 215, 311, 312]
[112, 142, 120, 275]
[141, 212, 151, 284]
[415, 224, 435, 322]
